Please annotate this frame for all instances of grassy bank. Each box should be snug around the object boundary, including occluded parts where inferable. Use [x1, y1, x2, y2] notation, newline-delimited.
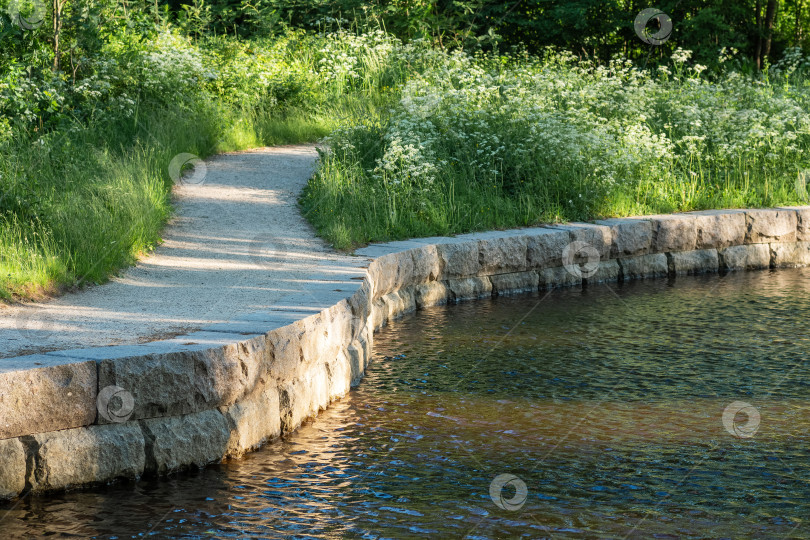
[301, 46, 810, 249]
[3, 24, 810, 300]
[0, 30, 401, 300]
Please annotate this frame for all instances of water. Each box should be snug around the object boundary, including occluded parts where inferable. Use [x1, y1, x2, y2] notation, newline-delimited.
[3, 268, 810, 538]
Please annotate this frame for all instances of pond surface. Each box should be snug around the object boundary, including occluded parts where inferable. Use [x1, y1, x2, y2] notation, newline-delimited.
[3, 268, 810, 538]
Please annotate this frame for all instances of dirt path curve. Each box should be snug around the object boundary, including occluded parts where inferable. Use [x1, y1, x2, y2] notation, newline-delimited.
[0, 145, 369, 359]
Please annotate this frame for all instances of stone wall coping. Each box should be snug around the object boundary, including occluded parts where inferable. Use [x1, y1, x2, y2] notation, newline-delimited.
[2, 205, 810, 499]
[4, 205, 810, 398]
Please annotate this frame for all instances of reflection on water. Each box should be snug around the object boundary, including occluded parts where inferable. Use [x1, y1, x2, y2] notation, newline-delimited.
[2, 268, 810, 538]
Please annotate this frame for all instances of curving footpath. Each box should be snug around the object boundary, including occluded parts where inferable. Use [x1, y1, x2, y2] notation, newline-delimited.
[1, 145, 810, 499]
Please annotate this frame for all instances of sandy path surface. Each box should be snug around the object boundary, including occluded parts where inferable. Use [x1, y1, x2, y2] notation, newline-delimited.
[0, 145, 369, 359]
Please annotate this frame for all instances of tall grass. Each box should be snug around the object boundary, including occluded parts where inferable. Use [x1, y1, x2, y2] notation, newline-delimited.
[3, 26, 810, 299]
[0, 29, 400, 301]
[302, 48, 810, 249]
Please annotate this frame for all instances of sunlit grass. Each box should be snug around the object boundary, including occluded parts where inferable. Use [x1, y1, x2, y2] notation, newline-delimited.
[3, 27, 809, 298]
[302, 51, 810, 249]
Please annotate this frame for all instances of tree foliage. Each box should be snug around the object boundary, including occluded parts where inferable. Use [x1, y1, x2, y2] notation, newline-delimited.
[1, 0, 808, 75]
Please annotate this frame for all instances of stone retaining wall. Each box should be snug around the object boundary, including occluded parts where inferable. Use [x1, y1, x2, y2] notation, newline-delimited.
[1, 206, 809, 500]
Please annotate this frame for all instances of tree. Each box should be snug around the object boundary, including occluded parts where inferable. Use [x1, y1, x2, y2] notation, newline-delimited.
[52, 0, 67, 70]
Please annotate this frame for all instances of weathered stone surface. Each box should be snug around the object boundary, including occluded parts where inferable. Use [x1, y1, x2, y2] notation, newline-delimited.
[140, 410, 228, 475]
[371, 291, 415, 329]
[327, 350, 352, 401]
[220, 386, 281, 458]
[771, 242, 810, 267]
[269, 302, 351, 386]
[667, 249, 719, 275]
[30, 423, 145, 492]
[413, 281, 449, 308]
[585, 260, 620, 284]
[797, 208, 810, 242]
[618, 254, 669, 280]
[369, 251, 415, 298]
[446, 277, 493, 301]
[778, 206, 810, 242]
[370, 298, 387, 331]
[266, 320, 305, 383]
[490, 271, 539, 295]
[379, 289, 416, 322]
[538, 266, 582, 289]
[347, 278, 373, 326]
[718, 244, 771, 271]
[307, 363, 331, 415]
[686, 210, 747, 249]
[347, 328, 372, 387]
[650, 215, 697, 253]
[437, 242, 480, 279]
[594, 218, 652, 257]
[552, 223, 613, 259]
[347, 343, 366, 386]
[478, 236, 529, 275]
[0, 438, 26, 499]
[0, 356, 96, 440]
[93, 334, 271, 423]
[526, 229, 571, 269]
[192, 335, 273, 412]
[299, 302, 352, 368]
[408, 245, 441, 284]
[744, 209, 797, 243]
[278, 379, 318, 434]
[367, 254, 394, 299]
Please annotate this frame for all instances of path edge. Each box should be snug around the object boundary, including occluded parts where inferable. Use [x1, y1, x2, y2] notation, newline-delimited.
[1, 205, 809, 499]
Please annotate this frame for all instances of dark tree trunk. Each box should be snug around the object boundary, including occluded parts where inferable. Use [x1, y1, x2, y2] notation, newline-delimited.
[754, 0, 762, 70]
[52, 0, 67, 71]
[53, 0, 60, 71]
[763, 0, 778, 59]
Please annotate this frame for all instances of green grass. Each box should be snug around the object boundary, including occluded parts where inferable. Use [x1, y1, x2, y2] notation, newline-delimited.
[0, 27, 402, 301]
[3, 27, 810, 299]
[0, 99, 358, 301]
[301, 49, 810, 249]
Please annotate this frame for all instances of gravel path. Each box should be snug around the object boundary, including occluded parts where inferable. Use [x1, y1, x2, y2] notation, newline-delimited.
[0, 145, 369, 359]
